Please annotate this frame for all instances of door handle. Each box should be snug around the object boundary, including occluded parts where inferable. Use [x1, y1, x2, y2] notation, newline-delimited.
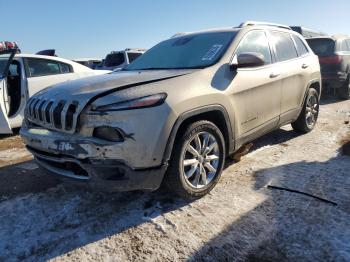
[302, 64, 309, 69]
[270, 72, 280, 78]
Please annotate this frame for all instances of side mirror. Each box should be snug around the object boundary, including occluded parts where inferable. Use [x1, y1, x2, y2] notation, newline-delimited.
[230, 52, 265, 70]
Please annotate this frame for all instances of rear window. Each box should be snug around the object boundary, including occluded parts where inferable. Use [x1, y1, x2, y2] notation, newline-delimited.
[105, 53, 125, 67]
[306, 38, 335, 56]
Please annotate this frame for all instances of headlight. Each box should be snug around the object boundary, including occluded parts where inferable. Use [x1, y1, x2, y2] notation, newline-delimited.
[94, 93, 167, 111]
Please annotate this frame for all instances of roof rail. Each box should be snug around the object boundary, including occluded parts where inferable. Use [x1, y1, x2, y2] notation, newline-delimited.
[239, 21, 291, 30]
[171, 32, 187, 38]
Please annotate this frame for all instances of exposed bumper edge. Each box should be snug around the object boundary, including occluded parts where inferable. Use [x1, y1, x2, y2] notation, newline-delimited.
[29, 147, 168, 192]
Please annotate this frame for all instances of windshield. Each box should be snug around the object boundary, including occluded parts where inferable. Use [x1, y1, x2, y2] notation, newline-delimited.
[125, 31, 237, 70]
[306, 38, 336, 56]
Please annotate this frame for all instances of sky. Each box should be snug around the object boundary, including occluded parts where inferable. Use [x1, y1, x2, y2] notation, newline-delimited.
[1, 0, 349, 59]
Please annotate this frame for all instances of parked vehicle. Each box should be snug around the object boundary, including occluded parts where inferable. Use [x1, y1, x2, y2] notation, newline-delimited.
[290, 26, 326, 38]
[96, 48, 146, 71]
[0, 47, 110, 134]
[73, 58, 102, 69]
[306, 35, 350, 99]
[20, 21, 321, 198]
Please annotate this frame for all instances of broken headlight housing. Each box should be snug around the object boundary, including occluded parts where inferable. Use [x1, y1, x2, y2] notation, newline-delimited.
[94, 93, 167, 111]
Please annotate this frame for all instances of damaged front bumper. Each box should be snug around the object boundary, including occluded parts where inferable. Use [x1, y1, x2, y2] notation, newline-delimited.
[20, 127, 168, 192]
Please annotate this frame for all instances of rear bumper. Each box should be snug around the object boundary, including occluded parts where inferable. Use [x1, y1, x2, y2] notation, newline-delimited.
[322, 71, 348, 89]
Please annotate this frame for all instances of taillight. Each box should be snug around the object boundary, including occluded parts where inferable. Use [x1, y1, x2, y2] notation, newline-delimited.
[319, 55, 342, 64]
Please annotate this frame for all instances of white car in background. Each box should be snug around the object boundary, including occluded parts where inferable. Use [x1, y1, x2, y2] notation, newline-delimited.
[0, 48, 110, 134]
[96, 48, 146, 71]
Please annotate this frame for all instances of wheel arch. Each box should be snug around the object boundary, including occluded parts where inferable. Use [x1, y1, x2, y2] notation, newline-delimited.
[163, 105, 234, 164]
[307, 79, 321, 98]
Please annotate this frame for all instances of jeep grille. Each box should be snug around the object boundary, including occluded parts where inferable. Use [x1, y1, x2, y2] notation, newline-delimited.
[26, 98, 80, 133]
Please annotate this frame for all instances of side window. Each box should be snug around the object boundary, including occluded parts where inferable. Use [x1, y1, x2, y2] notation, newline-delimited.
[271, 32, 298, 62]
[344, 40, 350, 52]
[292, 35, 309, 56]
[339, 40, 348, 52]
[127, 52, 142, 63]
[235, 31, 272, 65]
[27, 58, 61, 77]
[9, 62, 20, 77]
[59, 62, 72, 74]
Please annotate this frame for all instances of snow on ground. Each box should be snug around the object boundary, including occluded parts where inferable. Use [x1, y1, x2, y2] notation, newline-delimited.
[0, 98, 349, 261]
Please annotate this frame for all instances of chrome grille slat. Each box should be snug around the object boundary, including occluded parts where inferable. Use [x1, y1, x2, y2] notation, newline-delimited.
[34, 100, 44, 121]
[45, 102, 54, 124]
[60, 103, 70, 130]
[29, 98, 38, 118]
[49, 102, 59, 128]
[41, 100, 51, 124]
[33, 99, 41, 119]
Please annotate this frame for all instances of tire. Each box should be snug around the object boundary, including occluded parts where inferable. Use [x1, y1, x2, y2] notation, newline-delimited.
[292, 88, 320, 133]
[338, 76, 350, 100]
[164, 120, 226, 199]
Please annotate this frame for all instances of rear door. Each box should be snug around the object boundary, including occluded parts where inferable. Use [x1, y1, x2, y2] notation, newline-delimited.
[269, 31, 305, 115]
[0, 50, 16, 133]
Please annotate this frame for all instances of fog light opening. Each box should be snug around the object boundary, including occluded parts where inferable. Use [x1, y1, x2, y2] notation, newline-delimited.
[93, 126, 124, 142]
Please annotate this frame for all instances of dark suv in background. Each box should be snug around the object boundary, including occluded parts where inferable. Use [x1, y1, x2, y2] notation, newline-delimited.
[306, 35, 350, 99]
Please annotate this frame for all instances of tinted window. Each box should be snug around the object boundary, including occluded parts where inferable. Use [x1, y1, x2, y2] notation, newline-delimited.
[271, 32, 298, 62]
[235, 31, 272, 65]
[27, 59, 61, 77]
[9, 63, 20, 76]
[105, 53, 125, 67]
[306, 38, 336, 56]
[0, 52, 13, 78]
[59, 62, 72, 73]
[127, 52, 142, 63]
[292, 35, 309, 56]
[125, 32, 236, 70]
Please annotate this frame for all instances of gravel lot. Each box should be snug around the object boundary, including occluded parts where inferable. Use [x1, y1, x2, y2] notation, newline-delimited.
[0, 98, 349, 262]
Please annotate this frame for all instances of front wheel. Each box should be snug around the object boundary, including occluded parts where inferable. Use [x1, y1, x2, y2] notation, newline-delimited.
[164, 120, 226, 199]
[292, 88, 320, 133]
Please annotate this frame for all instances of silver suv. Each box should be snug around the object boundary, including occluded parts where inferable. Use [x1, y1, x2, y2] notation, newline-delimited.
[20, 22, 321, 198]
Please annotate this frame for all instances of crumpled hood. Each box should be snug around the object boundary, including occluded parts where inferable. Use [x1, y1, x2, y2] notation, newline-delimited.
[33, 69, 197, 104]
[26, 69, 198, 133]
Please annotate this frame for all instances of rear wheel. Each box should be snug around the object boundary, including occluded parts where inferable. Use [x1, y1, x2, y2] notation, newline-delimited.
[164, 120, 225, 199]
[292, 88, 319, 133]
[338, 76, 350, 100]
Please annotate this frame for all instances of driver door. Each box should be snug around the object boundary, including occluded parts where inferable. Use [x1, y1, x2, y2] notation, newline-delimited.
[0, 49, 16, 133]
[229, 30, 282, 141]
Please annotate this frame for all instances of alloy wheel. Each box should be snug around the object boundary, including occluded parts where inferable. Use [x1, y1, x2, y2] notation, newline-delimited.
[182, 132, 220, 189]
[305, 94, 319, 128]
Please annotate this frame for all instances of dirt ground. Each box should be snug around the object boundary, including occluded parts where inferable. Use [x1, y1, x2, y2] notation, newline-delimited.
[0, 98, 349, 262]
